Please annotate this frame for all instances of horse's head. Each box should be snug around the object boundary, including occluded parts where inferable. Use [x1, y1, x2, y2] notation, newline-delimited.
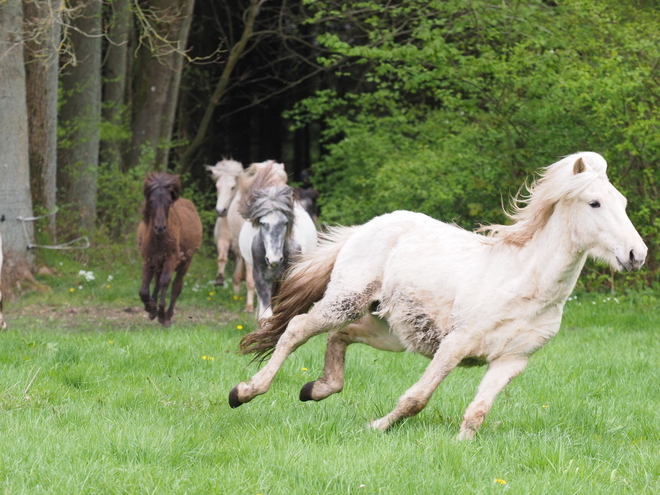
[206, 159, 243, 217]
[143, 172, 181, 235]
[251, 186, 295, 268]
[564, 154, 647, 271]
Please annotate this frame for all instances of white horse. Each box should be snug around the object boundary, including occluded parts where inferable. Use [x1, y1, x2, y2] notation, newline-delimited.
[206, 159, 245, 287]
[238, 162, 317, 319]
[229, 152, 647, 440]
[0, 231, 5, 330]
[207, 159, 280, 313]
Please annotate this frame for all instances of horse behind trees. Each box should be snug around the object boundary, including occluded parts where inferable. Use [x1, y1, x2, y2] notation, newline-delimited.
[0, 232, 6, 330]
[138, 172, 202, 327]
[229, 152, 647, 439]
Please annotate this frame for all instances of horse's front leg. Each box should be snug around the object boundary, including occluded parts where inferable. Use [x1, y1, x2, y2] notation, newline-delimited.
[370, 333, 468, 431]
[457, 357, 528, 440]
[215, 235, 230, 287]
[156, 265, 174, 327]
[139, 263, 157, 319]
[244, 260, 255, 314]
[0, 290, 6, 330]
[166, 260, 192, 324]
[252, 264, 272, 319]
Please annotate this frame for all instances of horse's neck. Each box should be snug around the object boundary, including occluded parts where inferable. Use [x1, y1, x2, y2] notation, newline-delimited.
[506, 212, 588, 303]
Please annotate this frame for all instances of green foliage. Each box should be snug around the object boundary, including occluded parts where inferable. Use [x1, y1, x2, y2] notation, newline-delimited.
[291, 0, 660, 286]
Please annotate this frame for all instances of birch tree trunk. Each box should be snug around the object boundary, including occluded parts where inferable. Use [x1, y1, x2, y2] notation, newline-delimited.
[0, 0, 36, 288]
[23, 0, 61, 235]
[57, 0, 102, 234]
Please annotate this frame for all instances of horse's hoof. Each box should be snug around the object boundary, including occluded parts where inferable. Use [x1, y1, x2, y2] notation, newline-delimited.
[244, 306, 254, 314]
[214, 275, 224, 287]
[161, 319, 171, 328]
[228, 386, 244, 408]
[299, 381, 315, 402]
[148, 312, 157, 320]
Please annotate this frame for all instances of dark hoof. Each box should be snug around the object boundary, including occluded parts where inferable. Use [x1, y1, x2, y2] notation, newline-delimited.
[148, 311, 157, 320]
[214, 275, 224, 287]
[299, 381, 315, 402]
[160, 319, 171, 328]
[228, 386, 243, 408]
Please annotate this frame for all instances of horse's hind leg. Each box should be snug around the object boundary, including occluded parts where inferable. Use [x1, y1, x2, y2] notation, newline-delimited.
[232, 255, 245, 295]
[300, 314, 404, 402]
[244, 260, 255, 313]
[457, 357, 528, 440]
[0, 290, 6, 330]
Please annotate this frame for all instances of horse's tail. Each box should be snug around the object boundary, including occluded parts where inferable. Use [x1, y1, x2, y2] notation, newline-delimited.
[238, 225, 359, 361]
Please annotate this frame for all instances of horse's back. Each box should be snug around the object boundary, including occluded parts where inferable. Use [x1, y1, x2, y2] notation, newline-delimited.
[173, 198, 203, 254]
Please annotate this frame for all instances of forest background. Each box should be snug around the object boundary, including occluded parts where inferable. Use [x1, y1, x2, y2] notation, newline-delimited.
[1, 0, 659, 294]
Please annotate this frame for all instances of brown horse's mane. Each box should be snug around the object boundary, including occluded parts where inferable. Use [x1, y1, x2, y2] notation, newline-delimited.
[142, 172, 181, 223]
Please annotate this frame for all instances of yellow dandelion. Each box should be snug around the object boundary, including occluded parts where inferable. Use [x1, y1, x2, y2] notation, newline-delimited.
[209, 356, 215, 361]
[302, 367, 308, 371]
[202, 355, 207, 360]
[108, 340, 114, 344]
[237, 325, 243, 330]
[207, 297, 212, 301]
[494, 478, 507, 485]
[233, 295, 239, 300]
[69, 288, 75, 292]
[105, 285, 111, 289]
[209, 291, 215, 296]
[542, 405, 549, 408]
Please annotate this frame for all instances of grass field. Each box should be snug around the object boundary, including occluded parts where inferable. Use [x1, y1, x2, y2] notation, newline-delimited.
[0, 249, 659, 494]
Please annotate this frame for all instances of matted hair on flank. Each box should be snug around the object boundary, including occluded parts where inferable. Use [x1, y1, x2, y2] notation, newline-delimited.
[478, 152, 609, 246]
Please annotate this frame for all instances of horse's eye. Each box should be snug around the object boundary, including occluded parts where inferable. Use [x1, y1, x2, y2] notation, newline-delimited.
[589, 200, 601, 208]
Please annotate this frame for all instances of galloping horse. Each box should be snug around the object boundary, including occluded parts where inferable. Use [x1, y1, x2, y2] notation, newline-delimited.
[238, 162, 317, 319]
[138, 172, 202, 327]
[206, 159, 244, 287]
[0, 232, 5, 330]
[220, 160, 286, 313]
[229, 152, 647, 439]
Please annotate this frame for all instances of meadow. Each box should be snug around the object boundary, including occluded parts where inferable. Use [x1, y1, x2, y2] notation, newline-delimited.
[0, 247, 659, 494]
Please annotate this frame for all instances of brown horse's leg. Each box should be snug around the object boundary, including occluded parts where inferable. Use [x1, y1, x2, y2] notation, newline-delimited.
[300, 315, 404, 402]
[457, 357, 528, 440]
[166, 260, 191, 325]
[139, 263, 157, 319]
[156, 263, 175, 326]
[244, 261, 255, 313]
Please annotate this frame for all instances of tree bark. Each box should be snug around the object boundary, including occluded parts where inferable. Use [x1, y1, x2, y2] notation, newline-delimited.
[23, 0, 61, 235]
[57, 0, 103, 234]
[101, 0, 132, 171]
[0, 0, 36, 288]
[127, 0, 196, 171]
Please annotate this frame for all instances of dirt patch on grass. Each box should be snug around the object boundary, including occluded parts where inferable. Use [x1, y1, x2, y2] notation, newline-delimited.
[7, 303, 240, 331]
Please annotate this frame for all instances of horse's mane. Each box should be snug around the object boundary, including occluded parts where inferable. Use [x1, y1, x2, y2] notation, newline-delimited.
[239, 162, 294, 228]
[205, 158, 243, 180]
[238, 160, 287, 191]
[478, 152, 609, 245]
[142, 172, 181, 221]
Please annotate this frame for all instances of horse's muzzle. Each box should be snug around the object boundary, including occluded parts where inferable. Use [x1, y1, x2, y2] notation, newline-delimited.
[217, 208, 228, 218]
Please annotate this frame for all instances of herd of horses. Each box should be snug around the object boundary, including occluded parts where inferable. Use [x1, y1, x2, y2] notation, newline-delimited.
[0, 152, 649, 439]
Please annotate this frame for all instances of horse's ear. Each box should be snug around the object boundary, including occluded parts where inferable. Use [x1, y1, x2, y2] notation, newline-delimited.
[573, 157, 586, 175]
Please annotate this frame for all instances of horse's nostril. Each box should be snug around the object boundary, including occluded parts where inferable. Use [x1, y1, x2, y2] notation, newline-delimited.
[629, 250, 636, 263]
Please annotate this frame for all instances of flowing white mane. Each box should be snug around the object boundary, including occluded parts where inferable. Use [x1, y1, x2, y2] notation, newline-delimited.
[206, 158, 243, 180]
[479, 152, 609, 245]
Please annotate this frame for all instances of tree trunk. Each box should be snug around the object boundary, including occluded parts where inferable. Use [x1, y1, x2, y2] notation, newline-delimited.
[57, 0, 102, 234]
[128, 0, 195, 171]
[101, 0, 132, 171]
[23, 0, 61, 236]
[0, 0, 36, 290]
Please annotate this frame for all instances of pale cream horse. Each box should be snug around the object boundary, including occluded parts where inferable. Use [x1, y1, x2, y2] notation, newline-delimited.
[0, 231, 5, 330]
[230, 152, 647, 440]
[208, 160, 287, 313]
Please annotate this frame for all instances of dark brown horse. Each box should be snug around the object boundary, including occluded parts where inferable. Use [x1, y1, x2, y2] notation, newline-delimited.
[138, 172, 202, 327]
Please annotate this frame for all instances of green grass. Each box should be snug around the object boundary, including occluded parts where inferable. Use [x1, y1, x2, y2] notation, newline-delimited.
[1, 250, 659, 494]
